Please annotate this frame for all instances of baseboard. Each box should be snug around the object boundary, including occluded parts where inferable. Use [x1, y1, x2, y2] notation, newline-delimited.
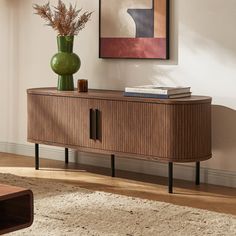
[0, 142, 235, 188]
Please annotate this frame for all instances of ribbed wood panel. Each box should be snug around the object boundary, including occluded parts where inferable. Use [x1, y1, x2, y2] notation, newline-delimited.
[28, 95, 90, 147]
[27, 89, 212, 163]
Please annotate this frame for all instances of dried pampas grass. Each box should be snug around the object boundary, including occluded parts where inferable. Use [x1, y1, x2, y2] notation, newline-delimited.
[33, 0, 92, 36]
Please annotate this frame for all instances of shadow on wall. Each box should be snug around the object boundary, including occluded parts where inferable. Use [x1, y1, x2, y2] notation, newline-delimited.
[179, 0, 236, 56]
[210, 105, 236, 172]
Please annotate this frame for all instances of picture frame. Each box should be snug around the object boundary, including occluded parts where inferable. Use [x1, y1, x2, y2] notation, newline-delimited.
[99, 0, 170, 60]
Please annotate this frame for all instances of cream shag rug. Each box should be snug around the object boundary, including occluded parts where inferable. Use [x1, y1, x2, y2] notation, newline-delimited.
[0, 173, 235, 236]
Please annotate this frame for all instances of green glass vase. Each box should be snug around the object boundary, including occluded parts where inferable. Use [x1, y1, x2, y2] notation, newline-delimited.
[51, 36, 81, 91]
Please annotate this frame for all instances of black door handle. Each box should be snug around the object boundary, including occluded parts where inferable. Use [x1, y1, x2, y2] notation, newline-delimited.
[89, 109, 94, 140]
[89, 109, 100, 140]
[95, 109, 99, 140]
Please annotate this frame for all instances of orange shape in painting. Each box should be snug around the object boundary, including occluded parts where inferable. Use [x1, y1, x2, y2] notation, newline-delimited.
[154, 0, 167, 38]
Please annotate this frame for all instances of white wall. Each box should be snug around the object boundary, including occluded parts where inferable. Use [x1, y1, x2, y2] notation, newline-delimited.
[1, 0, 236, 176]
[0, 0, 10, 142]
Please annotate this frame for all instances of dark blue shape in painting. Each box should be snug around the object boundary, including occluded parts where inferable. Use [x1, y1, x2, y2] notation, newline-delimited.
[127, 2, 154, 38]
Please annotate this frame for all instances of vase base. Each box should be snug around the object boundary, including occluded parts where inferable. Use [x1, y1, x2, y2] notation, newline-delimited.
[57, 75, 74, 91]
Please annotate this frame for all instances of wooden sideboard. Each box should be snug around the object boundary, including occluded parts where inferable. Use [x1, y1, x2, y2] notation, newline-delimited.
[27, 88, 212, 193]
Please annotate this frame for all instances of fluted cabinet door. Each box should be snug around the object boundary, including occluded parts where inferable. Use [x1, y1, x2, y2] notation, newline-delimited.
[28, 94, 57, 143]
[100, 100, 211, 162]
[100, 100, 168, 157]
[27, 94, 89, 147]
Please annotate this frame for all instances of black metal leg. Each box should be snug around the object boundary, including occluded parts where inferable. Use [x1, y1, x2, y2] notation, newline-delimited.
[65, 148, 69, 164]
[168, 162, 173, 193]
[111, 154, 115, 177]
[196, 161, 200, 185]
[35, 143, 39, 170]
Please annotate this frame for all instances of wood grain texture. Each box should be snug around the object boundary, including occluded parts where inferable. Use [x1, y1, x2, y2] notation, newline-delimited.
[1, 153, 235, 215]
[27, 88, 212, 163]
[27, 88, 211, 104]
[0, 184, 33, 235]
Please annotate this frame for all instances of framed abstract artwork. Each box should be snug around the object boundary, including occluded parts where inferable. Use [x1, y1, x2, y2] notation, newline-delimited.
[99, 0, 169, 59]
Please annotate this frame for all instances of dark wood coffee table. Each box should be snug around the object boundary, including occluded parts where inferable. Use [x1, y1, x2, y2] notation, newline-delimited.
[0, 184, 33, 235]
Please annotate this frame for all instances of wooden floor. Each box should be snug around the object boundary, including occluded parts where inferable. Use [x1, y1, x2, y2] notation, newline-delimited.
[0, 152, 235, 215]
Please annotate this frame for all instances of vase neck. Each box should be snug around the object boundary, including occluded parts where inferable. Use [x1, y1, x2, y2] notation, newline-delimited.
[57, 36, 74, 53]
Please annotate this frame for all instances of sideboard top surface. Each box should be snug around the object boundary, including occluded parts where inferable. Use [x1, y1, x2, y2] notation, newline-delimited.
[27, 88, 212, 104]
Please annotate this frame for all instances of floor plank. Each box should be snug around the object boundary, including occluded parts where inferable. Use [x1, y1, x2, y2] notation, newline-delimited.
[0, 152, 235, 215]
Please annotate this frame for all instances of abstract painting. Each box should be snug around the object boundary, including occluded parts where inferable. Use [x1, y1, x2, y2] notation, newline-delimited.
[99, 0, 169, 59]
